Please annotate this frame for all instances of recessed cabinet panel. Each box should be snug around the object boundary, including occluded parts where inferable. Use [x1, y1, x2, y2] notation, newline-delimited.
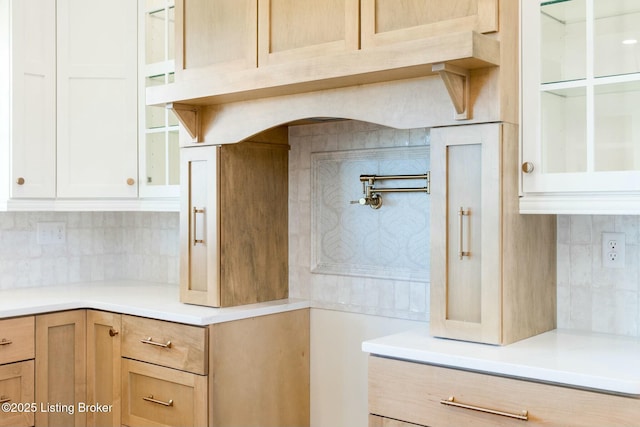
[56, 0, 138, 198]
[445, 143, 482, 324]
[361, 0, 498, 48]
[176, 0, 257, 80]
[10, 0, 56, 199]
[258, 0, 359, 66]
[0, 361, 34, 427]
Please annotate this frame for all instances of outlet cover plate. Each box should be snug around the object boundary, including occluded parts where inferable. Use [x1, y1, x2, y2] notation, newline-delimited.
[602, 232, 625, 269]
[37, 222, 66, 245]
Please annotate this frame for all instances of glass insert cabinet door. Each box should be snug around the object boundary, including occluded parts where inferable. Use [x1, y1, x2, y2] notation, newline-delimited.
[139, 0, 180, 198]
[521, 0, 640, 193]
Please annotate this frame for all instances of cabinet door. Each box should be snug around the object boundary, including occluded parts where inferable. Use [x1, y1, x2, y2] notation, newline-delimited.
[86, 310, 121, 427]
[56, 0, 138, 198]
[257, 0, 359, 66]
[35, 310, 86, 427]
[175, 0, 257, 81]
[361, 0, 498, 49]
[10, 0, 56, 198]
[369, 414, 424, 427]
[430, 123, 501, 344]
[521, 0, 640, 196]
[0, 361, 34, 427]
[179, 145, 221, 307]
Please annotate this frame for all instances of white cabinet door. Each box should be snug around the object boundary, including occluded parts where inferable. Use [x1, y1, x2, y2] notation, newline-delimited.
[520, 0, 640, 214]
[10, 0, 56, 199]
[56, 0, 138, 198]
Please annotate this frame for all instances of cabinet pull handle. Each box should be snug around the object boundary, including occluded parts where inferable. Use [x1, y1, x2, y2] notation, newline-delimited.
[193, 207, 205, 246]
[0, 338, 12, 345]
[109, 328, 119, 337]
[0, 396, 10, 404]
[140, 337, 172, 348]
[458, 207, 471, 260]
[441, 396, 528, 421]
[143, 395, 174, 407]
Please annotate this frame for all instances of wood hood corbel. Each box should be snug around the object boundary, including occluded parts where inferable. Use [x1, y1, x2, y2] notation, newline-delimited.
[147, 30, 500, 143]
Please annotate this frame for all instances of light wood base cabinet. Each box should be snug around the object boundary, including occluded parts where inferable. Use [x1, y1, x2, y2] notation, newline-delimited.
[86, 310, 121, 427]
[35, 310, 86, 427]
[369, 355, 640, 427]
[430, 123, 556, 345]
[180, 130, 289, 308]
[0, 361, 34, 427]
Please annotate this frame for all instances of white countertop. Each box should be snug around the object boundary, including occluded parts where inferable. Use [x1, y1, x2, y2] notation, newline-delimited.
[0, 281, 309, 325]
[362, 326, 640, 396]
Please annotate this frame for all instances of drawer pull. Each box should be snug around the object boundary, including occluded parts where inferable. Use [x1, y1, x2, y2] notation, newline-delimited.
[143, 395, 174, 407]
[0, 338, 12, 345]
[140, 337, 172, 348]
[0, 396, 10, 404]
[441, 396, 528, 421]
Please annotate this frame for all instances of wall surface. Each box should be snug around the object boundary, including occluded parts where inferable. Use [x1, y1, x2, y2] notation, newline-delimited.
[0, 211, 179, 289]
[288, 120, 431, 321]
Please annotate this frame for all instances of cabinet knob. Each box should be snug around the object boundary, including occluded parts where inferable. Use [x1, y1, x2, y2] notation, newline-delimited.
[126, 178, 135, 186]
[16, 177, 25, 185]
[522, 162, 535, 174]
[109, 328, 119, 337]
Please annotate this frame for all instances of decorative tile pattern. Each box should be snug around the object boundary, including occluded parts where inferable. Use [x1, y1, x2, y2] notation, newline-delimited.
[311, 147, 429, 282]
[289, 120, 430, 321]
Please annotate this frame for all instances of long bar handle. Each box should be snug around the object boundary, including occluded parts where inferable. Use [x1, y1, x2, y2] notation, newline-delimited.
[0, 338, 12, 345]
[143, 395, 174, 407]
[441, 396, 528, 421]
[193, 207, 205, 246]
[458, 207, 470, 260]
[0, 396, 10, 404]
[140, 337, 172, 348]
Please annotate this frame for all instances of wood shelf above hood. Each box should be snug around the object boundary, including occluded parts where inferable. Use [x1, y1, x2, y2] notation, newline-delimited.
[147, 31, 499, 111]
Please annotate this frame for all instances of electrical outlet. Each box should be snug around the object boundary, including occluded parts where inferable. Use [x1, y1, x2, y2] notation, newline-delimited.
[602, 232, 625, 269]
[37, 222, 66, 245]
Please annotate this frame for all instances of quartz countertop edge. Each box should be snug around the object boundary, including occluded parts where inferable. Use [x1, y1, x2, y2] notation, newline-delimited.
[362, 326, 640, 397]
[0, 281, 310, 326]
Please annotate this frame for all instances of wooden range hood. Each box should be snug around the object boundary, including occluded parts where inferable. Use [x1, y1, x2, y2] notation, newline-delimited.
[146, 0, 518, 144]
[147, 33, 509, 144]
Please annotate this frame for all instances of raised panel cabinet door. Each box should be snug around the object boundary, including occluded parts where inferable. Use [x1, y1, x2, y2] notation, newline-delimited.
[10, 0, 56, 198]
[35, 310, 87, 427]
[429, 123, 502, 344]
[175, 0, 257, 81]
[86, 310, 121, 427]
[56, 0, 138, 198]
[360, 0, 498, 49]
[179, 145, 221, 307]
[0, 360, 35, 427]
[257, 0, 359, 66]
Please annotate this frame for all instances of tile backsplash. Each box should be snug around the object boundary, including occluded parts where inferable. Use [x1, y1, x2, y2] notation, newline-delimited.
[1, 121, 639, 338]
[0, 211, 179, 289]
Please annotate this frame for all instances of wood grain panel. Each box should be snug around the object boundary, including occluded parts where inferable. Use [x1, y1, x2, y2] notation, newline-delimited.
[121, 315, 208, 375]
[122, 359, 207, 427]
[209, 309, 310, 427]
[369, 355, 640, 427]
[0, 360, 34, 427]
[86, 310, 121, 427]
[0, 316, 34, 365]
[35, 310, 86, 427]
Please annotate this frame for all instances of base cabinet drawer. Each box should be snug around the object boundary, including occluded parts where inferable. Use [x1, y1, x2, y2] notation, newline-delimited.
[0, 360, 34, 427]
[369, 355, 640, 427]
[121, 315, 208, 375]
[122, 358, 207, 427]
[0, 317, 34, 365]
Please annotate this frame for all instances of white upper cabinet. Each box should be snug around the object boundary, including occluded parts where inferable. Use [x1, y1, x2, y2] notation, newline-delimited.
[9, 0, 56, 199]
[56, 0, 138, 198]
[521, 0, 640, 214]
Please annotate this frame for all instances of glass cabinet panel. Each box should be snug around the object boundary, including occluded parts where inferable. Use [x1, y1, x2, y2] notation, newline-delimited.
[140, 0, 179, 196]
[594, 2, 640, 78]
